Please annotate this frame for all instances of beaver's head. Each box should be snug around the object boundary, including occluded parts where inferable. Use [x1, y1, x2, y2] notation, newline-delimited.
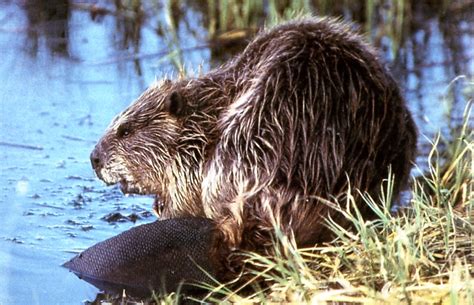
[90, 80, 188, 210]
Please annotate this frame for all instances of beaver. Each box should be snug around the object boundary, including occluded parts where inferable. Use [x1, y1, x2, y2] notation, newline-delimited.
[90, 17, 417, 280]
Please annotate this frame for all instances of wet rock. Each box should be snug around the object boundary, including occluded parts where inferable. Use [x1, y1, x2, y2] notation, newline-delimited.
[23, 210, 35, 216]
[70, 193, 91, 209]
[5, 237, 24, 244]
[65, 219, 81, 225]
[101, 212, 143, 223]
[81, 225, 94, 231]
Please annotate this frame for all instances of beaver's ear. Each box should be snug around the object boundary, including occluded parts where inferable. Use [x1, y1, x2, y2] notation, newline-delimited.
[164, 91, 186, 116]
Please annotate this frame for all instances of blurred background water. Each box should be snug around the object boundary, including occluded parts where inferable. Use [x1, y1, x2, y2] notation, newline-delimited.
[0, 0, 472, 304]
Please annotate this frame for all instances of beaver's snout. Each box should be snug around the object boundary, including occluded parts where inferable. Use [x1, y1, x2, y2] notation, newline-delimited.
[90, 145, 104, 178]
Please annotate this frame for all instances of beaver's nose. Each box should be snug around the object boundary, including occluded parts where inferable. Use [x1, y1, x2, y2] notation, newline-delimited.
[90, 146, 103, 172]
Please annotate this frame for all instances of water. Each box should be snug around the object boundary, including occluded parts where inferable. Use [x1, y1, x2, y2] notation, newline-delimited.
[0, 1, 472, 304]
[0, 2, 169, 303]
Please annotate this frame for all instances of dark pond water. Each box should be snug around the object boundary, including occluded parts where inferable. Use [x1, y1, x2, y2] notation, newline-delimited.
[0, 1, 472, 304]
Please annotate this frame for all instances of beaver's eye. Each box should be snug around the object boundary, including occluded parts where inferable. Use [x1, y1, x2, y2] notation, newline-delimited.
[117, 123, 132, 138]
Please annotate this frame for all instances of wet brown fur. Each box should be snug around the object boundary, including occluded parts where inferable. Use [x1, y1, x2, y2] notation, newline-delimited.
[91, 17, 418, 280]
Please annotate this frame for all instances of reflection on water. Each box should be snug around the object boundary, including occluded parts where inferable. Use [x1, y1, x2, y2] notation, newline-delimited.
[395, 1, 474, 139]
[23, 0, 70, 56]
[0, 1, 472, 303]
